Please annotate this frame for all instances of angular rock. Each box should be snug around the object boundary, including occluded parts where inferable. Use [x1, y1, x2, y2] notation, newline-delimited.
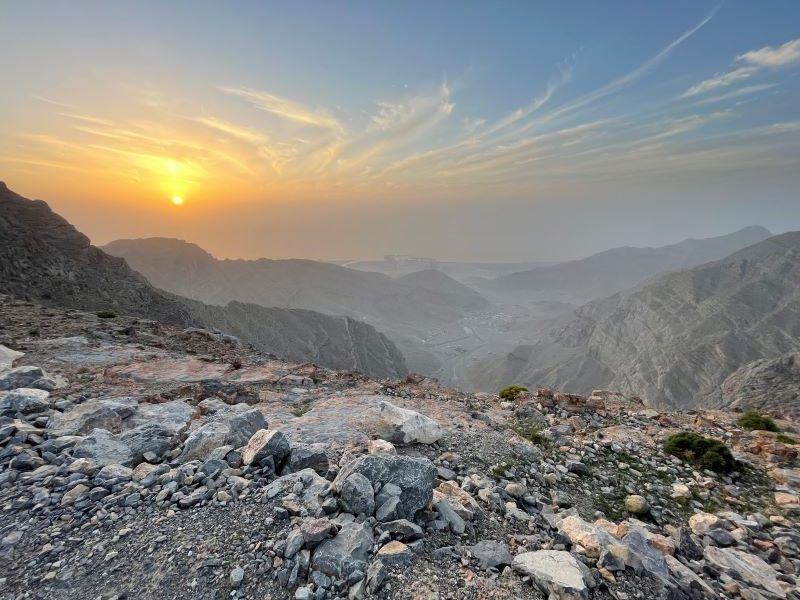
[380, 519, 423, 542]
[179, 407, 266, 463]
[48, 397, 138, 437]
[243, 429, 291, 466]
[339, 473, 375, 516]
[704, 546, 786, 598]
[73, 428, 132, 467]
[288, 444, 329, 474]
[374, 401, 443, 445]
[376, 540, 411, 565]
[512, 550, 591, 600]
[0, 366, 49, 391]
[311, 522, 374, 579]
[469, 540, 512, 570]
[333, 454, 436, 520]
[0, 388, 50, 414]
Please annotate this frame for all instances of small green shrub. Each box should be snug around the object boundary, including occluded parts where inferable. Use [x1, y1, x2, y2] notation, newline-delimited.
[512, 417, 547, 445]
[499, 385, 528, 401]
[95, 309, 117, 319]
[736, 411, 780, 432]
[776, 433, 798, 445]
[664, 431, 736, 473]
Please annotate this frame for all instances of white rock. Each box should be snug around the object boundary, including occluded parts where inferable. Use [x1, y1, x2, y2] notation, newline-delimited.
[512, 550, 591, 599]
[375, 401, 443, 445]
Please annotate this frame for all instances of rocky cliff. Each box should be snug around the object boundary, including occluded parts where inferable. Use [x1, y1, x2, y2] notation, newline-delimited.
[0, 184, 406, 379]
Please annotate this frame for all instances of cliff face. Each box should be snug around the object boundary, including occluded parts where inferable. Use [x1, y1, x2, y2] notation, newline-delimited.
[721, 353, 800, 419]
[474, 232, 800, 413]
[0, 183, 407, 379]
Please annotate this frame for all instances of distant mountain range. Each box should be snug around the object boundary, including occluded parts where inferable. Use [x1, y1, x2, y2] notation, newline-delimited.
[484, 226, 773, 302]
[0, 183, 406, 378]
[472, 231, 800, 417]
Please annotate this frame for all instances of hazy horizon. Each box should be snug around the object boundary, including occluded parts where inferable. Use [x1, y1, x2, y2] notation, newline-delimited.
[2, 1, 799, 261]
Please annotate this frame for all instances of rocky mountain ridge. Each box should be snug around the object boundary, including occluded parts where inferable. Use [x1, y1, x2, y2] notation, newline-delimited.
[475, 232, 800, 416]
[0, 183, 406, 379]
[0, 296, 798, 599]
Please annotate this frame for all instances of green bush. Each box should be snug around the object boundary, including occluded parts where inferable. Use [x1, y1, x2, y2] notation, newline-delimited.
[512, 417, 547, 445]
[499, 385, 529, 401]
[664, 432, 736, 473]
[95, 310, 117, 319]
[736, 411, 780, 432]
[776, 433, 798, 445]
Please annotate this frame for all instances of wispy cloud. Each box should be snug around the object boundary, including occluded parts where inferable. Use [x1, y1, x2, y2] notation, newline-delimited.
[682, 67, 756, 98]
[189, 115, 268, 145]
[737, 38, 800, 68]
[219, 86, 344, 133]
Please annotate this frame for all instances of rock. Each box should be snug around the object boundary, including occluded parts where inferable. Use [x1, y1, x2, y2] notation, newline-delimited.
[704, 546, 786, 598]
[671, 483, 692, 502]
[179, 407, 266, 463]
[557, 515, 615, 558]
[365, 560, 387, 594]
[301, 518, 334, 547]
[73, 429, 132, 467]
[367, 439, 396, 454]
[374, 400, 443, 445]
[0, 365, 50, 391]
[624, 494, 649, 515]
[47, 397, 138, 437]
[0, 344, 24, 371]
[512, 550, 591, 600]
[120, 423, 175, 463]
[333, 454, 436, 520]
[434, 499, 466, 534]
[288, 444, 329, 474]
[285, 530, 304, 558]
[672, 527, 703, 561]
[0, 388, 50, 414]
[566, 460, 590, 476]
[664, 554, 716, 598]
[376, 540, 411, 565]
[127, 400, 194, 436]
[60, 483, 90, 506]
[380, 519, 424, 541]
[311, 522, 374, 579]
[505, 482, 527, 498]
[230, 566, 244, 589]
[688, 512, 721, 535]
[242, 429, 291, 466]
[469, 540, 512, 570]
[339, 473, 375, 516]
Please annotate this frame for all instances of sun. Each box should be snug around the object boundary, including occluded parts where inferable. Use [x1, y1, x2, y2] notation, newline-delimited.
[171, 195, 184, 206]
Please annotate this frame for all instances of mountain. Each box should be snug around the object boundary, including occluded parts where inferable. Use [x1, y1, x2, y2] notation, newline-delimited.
[0, 183, 406, 378]
[472, 232, 800, 415]
[335, 256, 550, 283]
[102, 238, 488, 327]
[486, 226, 773, 301]
[720, 352, 800, 417]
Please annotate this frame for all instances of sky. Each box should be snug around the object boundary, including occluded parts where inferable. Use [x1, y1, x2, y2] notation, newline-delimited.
[1, 1, 799, 262]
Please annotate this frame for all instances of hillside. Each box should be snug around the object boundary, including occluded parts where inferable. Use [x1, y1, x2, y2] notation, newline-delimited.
[0, 297, 797, 600]
[472, 232, 800, 416]
[0, 184, 406, 379]
[486, 226, 772, 301]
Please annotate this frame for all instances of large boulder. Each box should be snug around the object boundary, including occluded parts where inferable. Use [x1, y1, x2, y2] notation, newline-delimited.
[339, 473, 375, 516]
[374, 401, 443, 445]
[242, 429, 291, 466]
[512, 550, 592, 600]
[0, 388, 50, 415]
[311, 522, 374, 579]
[287, 444, 329, 474]
[47, 397, 138, 437]
[704, 546, 787, 598]
[0, 366, 54, 391]
[127, 400, 194, 436]
[179, 407, 266, 463]
[0, 344, 24, 372]
[73, 429, 132, 467]
[333, 454, 436, 520]
[120, 423, 176, 463]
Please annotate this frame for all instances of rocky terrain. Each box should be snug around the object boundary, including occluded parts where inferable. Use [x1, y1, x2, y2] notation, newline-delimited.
[485, 227, 772, 302]
[1, 296, 798, 600]
[475, 232, 800, 416]
[0, 184, 406, 379]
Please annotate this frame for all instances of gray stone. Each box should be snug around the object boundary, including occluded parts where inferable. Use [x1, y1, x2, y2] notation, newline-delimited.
[120, 423, 175, 463]
[288, 444, 329, 474]
[0, 366, 48, 391]
[375, 496, 401, 522]
[0, 388, 50, 414]
[48, 397, 138, 437]
[73, 429, 132, 467]
[704, 546, 786, 598]
[243, 429, 291, 466]
[301, 518, 334, 547]
[374, 400, 443, 445]
[469, 540, 512, 570]
[230, 566, 244, 589]
[339, 473, 375, 516]
[311, 522, 374, 579]
[434, 499, 465, 534]
[179, 408, 266, 463]
[333, 454, 436, 520]
[512, 550, 591, 600]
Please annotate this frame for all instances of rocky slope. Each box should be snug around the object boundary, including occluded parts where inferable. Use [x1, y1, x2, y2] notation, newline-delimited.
[0, 297, 798, 600]
[721, 354, 800, 416]
[0, 183, 406, 379]
[486, 226, 772, 302]
[475, 232, 800, 415]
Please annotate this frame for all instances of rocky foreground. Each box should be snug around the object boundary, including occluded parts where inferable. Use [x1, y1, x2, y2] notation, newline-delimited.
[0, 296, 798, 600]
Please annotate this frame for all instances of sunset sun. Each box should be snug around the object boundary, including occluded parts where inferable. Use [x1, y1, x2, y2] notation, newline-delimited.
[171, 195, 184, 206]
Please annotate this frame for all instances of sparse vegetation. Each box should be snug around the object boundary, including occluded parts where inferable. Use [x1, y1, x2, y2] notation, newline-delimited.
[664, 431, 736, 473]
[498, 384, 528, 401]
[736, 411, 780, 432]
[95, 309, 117, 319]
[511, 417, 547, 445]
[776, 433, 798, 445]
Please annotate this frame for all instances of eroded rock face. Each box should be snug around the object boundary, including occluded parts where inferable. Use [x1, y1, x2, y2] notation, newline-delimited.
[47, 397, 138, 437]
[704, 546, 787, 598]
[73, 429, 132, 467]
[0, 366, 52, 391]
[0, 388, 50, 415]
[242, 429, 291, 467]
[374, 400, 443, 445]
[332, 454, 436, 520]
[512, 550, 592, 600]
[311, 522, 373, 579]
[180, 407, 266, 463]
